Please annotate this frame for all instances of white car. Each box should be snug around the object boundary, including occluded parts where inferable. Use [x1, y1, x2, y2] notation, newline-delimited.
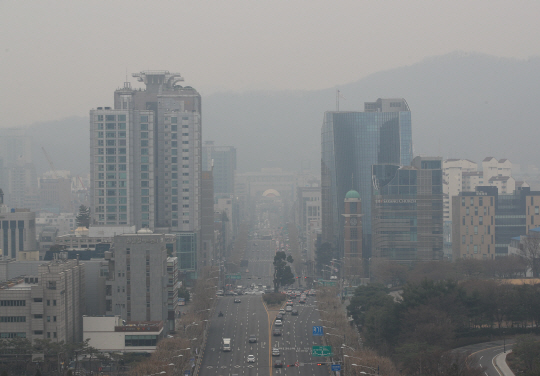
[275, 319, 283, 326]
[279, 309, 286, 315]
[247, 354, 256, 363]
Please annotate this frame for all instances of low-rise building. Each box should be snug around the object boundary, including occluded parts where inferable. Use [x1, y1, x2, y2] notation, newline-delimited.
[83, 315, 164, 353]
[452, 186, 540, 260]
[0, 194, 38, 261]
[0, 258, 85, 343]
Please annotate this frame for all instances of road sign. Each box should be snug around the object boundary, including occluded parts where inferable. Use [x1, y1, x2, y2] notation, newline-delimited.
[226, 274, 241, 280]
[295, 362, 299, 367]
[312, 326, 324, 336]
[331, 364, 341, 371]
[184, 371, 190, 376]
[312, 346, 333, 357]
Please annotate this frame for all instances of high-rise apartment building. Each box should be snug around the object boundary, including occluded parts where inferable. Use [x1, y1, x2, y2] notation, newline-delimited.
[90, 71, 201, 234]
[321, 98, 412, 257]
[371, 157, 444, 262]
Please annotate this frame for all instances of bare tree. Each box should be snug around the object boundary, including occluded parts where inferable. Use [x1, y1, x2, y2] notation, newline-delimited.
[520, 233, 540, 277]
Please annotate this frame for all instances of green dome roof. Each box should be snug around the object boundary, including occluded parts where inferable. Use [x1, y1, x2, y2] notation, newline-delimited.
[345, 190, 360, 199]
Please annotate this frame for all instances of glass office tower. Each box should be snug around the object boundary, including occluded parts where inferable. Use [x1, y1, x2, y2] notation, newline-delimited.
[321, 98, 412, 257]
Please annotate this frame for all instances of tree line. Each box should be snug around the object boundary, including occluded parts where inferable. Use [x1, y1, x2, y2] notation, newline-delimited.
[347, 279, 540, 374]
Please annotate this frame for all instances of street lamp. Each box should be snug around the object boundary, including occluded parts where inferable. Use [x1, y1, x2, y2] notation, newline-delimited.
[343, 354, 362, 361]
[341, 344, 357, 352]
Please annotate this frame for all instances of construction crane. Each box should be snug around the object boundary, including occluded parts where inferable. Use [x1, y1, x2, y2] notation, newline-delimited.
[41, 147, 58, 179]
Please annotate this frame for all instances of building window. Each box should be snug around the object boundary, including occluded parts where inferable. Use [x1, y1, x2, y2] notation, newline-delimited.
[479, 216, 483, 225]
[470, 197, 474, 205]
[474, 207, 478, 216]
[474, 245, 478, 254]
[474, 226, 478, 235]
[536, 206, 539, 215]
[479, 197, 483, 206]
[462, 235, 465, 244]
[470, 235, 473, 244]
[461, 197, 465, 206]
[466, 207, 469, 215]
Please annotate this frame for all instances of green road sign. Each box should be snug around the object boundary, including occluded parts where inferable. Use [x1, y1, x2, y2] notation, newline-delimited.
[226, 274, 241, 280]
[312, 346, 333, 357]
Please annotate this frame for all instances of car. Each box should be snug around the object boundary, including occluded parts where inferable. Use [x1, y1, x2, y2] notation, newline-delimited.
[273, 328, 282, 336]
[286, 300, 293, 306]
[279, 309, 286, 315]
[234, 298, 241, 303]
[275, 319, 282, 326]
[276, 314, 284, 321]
[216, 290, 224, 296]
[249, 335, 257, 343]
[291, 309, 298, 316]
[247, 355, 256, 363]
[274, 360, 283, 368]
[272, 348, 280, 356]
[285, 305, 292, 312]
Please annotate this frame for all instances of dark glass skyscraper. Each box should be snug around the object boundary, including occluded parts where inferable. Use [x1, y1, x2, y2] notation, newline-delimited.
[321, 98, 412, 257]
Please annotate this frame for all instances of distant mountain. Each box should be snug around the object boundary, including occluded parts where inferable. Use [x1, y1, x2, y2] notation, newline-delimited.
[21, 52, 540, 175]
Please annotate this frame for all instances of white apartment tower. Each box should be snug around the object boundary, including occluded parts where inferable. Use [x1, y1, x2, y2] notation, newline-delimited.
[90, 71, 201, 234]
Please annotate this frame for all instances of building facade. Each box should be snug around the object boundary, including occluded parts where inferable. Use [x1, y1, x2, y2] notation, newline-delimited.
[452, 186, 540, 260]
[105, 231, 168, 325]
[0, 259, 85, 343]
[342, 190, 363, 278]
[202, 141, 236, 200]
[90, 71, 202, 235]
[83, 316, 164, 353]
[0, 194, 37, 261]
[371, 157, 444, 262]
[201, 170, 215, 265]
[321, 98, 413, 257]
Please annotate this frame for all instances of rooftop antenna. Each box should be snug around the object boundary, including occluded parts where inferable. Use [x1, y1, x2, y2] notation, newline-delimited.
[336, 90, 346, 111]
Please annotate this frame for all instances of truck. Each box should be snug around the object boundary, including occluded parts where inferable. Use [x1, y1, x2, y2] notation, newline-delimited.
[222, 338, 231, 352]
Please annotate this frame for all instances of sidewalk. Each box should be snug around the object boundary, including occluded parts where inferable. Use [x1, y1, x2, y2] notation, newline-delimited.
[494, 350, 515, 376]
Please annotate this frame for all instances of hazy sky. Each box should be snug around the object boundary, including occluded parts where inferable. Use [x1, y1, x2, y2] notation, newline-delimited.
[2, 0, 540, 127]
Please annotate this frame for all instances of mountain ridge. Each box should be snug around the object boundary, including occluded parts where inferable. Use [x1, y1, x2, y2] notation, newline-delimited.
[12, 51, 540, 175]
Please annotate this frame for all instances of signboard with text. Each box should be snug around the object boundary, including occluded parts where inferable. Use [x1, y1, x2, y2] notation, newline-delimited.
[312, 346, 333, 357]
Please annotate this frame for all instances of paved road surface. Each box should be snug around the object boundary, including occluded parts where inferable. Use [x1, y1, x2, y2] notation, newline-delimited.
[200, 236, 330, 376]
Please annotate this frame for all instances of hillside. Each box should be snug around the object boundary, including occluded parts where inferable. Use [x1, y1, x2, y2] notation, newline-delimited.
[20, 52, 540, 174]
